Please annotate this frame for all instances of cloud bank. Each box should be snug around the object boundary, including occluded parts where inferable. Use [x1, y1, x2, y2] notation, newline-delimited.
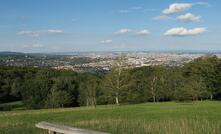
[17, 29, 64, 37]
[115, 29, 132, 34]
[162, 3, 192, 15]
[176, 13, 201, 22]
[100, 39, 113, 44]
[136, 29, 150, 36]
[164, 27, 206, 36]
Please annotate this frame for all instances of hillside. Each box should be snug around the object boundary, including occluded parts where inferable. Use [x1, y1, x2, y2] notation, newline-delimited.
[0, 101, 220, 134]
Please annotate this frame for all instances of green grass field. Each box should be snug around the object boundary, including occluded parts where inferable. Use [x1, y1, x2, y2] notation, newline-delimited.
[0, 101, 220, 134]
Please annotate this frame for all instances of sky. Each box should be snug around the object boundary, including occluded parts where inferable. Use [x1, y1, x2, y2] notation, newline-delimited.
[0, 0, 221, 52]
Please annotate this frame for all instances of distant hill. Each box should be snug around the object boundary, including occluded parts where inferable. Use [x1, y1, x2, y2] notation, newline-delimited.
[0, 51, 25, 56]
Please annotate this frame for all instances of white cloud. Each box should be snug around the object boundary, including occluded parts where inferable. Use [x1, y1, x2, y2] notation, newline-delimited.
[119, 10, 129, 13]
[163, 3, 192, 15]
[100, 39, 113, 44]
[136, 29, 150, 36]
[17, 31, 40, 37]
[164, 27, 206, 36]
[22, 44, 44, 48]
[143, 8, 159, 12]
[115, 29, 132, 34]
[47, 29, 64, 34]
[17, 29, 64, 37]
[153, 15, 171, 20]
[131, 6, 143, 10]
[195, 2, 211, 7]
[115, 29, 151, 36]
[176, 13, 201, 22]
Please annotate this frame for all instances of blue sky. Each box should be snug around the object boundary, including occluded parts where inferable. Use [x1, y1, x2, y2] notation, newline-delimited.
[0, 0, 220, 52]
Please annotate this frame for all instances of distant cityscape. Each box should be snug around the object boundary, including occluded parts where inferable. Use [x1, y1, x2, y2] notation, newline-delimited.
[0, 51, 221, 72]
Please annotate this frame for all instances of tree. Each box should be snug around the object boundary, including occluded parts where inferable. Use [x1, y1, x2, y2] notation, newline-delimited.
[10, 77, 22, 99]
[214, 59, 221, 99]
[166, 67, 185, 101]
[79, 73, 100, 107]
[102, 56, 130, 105]
[183, 56, 220, 100]
[0, 78, 11, 103]
[45, 90, 72, 108]
[126, 67, 152, 103]
[146, 66, 168, 102]
[52, 76, 79, 107]
[21, 70, 53, 109]
[174, 76, 208, 101]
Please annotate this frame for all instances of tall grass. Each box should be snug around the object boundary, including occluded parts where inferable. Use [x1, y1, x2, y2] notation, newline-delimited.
[0, 101, 220, 134]
[73, 118, 220, 134]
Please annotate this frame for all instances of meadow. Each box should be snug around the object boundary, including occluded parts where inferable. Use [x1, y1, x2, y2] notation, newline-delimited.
[0, 101, 221, 134]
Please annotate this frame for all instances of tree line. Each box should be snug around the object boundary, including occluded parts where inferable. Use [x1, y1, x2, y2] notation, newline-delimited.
[0, 55, 221, 109]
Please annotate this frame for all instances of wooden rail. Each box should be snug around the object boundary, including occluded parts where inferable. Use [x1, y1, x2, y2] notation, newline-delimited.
[36, 121, 109, 134]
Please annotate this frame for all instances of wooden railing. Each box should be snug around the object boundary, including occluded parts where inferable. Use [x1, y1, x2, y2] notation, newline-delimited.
[36, 121, 109, 134]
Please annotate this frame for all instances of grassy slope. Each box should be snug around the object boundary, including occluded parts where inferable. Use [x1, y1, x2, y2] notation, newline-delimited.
[0, 101, 220, 134]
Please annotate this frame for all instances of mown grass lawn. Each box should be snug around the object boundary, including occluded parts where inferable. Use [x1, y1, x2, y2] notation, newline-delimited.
[0, 101, 220, 134]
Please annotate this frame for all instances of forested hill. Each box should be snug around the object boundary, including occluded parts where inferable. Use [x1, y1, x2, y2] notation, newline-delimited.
[0, 56, 221, 110]
[0, 51, 24, 56]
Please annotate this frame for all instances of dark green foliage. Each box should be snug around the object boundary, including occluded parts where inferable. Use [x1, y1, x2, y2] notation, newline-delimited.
[0, 66, 79, 109]
[79, 73, 102, 107]
[183, 56, 220, 100]
[0, 55, 221, 110]
[21, 75, 53, 109]
[52, 76, 79, 106]
[45, 90, 73, 108]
